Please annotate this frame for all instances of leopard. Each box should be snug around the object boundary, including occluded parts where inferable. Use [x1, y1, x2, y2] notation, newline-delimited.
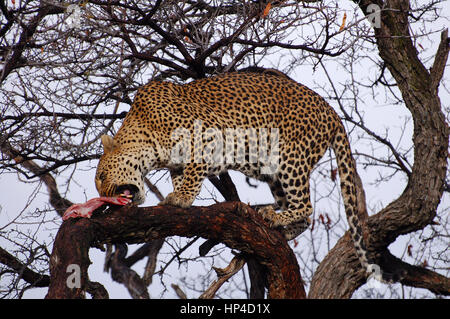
[94, 70, 376, 275]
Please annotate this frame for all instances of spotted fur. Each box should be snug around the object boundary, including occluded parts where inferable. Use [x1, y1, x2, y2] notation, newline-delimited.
[95, 71, 372, 272]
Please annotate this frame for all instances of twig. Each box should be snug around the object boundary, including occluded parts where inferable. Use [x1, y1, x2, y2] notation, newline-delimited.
[199, 254, 246, 299]
[0, 140, 73, 216]
[158, 237, 200, 275]
[171, 283, 187, 299]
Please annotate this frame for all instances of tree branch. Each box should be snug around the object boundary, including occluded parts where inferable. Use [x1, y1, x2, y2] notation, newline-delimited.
[309, 230, 450, 298]
[0, 4, 64, 83]
[171, 283, 187, 299]
[2, 111, 127, 122]
[199, 254, 246, 299]
[108, 243, 150, 299]
[46, 202, 305, 299]
[310, 1, 449, 298]
[0, 140, 72, 216]
[0, 246, 50, 288]
[430, 28, 449, 91]
[379, 251, 450, 296]
[234, 38, 345, 57]
[247, 256, 268, 298]
[86, 281, 109, 299]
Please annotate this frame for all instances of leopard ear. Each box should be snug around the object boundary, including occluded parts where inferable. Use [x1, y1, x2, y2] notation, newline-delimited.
[101, 135, 117, 154]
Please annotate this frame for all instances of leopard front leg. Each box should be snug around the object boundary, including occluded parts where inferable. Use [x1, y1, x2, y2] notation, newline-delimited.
[169, 168, 184, 192]
[159, 163, 209, 208]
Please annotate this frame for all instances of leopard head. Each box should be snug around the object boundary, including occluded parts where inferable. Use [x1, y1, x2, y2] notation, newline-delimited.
[95, 135, 147, 204]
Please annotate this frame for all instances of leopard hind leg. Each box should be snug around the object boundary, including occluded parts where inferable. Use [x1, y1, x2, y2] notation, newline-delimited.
[259, 167, 313, 240]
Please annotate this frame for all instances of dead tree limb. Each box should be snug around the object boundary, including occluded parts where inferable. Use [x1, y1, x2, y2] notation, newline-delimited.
[199, 254, 246, 299]
[0, 246, 50, 288]
[108, 243, 150, 299]
[45, 202, 305, 299]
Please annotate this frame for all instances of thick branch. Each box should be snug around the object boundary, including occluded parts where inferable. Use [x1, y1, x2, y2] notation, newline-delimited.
[430, 28, 449, 91]
[108, 243, 150, 299]
[380, 251, 450, 296]
[46, 202, 305, 299]
[356, 0, 448, 247]
[247, 256, 268, 298]
[0, 246, 50, 288]
[309, 233, 362, 298]
[309, 230, 450, 298]
[310, 0, 449, 298]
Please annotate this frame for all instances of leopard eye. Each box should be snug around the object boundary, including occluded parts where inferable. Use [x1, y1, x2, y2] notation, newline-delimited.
[98, 172, 106, 181]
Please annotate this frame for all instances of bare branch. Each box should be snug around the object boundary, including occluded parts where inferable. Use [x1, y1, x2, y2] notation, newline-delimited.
[199, 254, 246, 299]
[108, 243, 150, 299]
[2, 111, 127, 122]
[430, 28, 449, 91]
[46, 202, 305, 299]
[0, 246, 50, 288]
[0, 140, 72, 216]
[86, 281, 109, 299]
[0, 4, 64, 83]
[171, 283, 187, 299]
[142, 239, 165, 286]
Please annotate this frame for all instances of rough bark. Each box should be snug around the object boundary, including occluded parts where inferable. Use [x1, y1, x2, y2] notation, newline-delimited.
[46, 202, 305, 299]
[309, 0, 449, 298]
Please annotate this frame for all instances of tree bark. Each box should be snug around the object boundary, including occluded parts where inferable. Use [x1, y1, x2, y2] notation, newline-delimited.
[309, 0, 449, 298]
[46, 202, 305, 299]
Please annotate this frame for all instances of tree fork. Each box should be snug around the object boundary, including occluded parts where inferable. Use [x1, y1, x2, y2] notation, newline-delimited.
[309, 0, 449, 298]
[45, 202, 305, 299]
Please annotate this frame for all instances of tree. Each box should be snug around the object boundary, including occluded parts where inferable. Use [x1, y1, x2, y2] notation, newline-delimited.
[0, 0, 448, 299]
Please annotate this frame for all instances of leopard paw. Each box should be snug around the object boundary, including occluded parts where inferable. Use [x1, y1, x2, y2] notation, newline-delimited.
[282, 217, 311, 240]
[257, 205, 281, 227]
[159, 191, 194, 208]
